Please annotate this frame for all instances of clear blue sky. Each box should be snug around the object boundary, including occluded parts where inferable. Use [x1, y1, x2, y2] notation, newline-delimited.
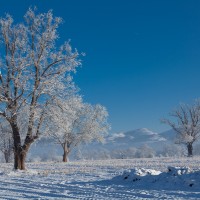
[1, 0, 200, 133]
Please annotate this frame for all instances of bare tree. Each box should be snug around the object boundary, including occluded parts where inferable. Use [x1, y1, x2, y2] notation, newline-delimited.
[46, 96, 110, 162]
[0, 8, 80, 169]
[162, 101, 200, 157]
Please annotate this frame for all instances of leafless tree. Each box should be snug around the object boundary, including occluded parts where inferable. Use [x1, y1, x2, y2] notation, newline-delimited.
[0, 8, 80, 169]
[162, 101, 200, 157]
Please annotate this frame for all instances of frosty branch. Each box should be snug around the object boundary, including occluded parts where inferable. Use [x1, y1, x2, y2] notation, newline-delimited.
[45, 96, 110, 162]
[0, 8, 81, 169]
[162, 100, 200, 157]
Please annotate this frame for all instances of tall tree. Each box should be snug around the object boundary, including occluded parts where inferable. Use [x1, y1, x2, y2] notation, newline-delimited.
[162, 101, 200, 157]
[46, 96, 110, 162]
[0, 8, 80, 169]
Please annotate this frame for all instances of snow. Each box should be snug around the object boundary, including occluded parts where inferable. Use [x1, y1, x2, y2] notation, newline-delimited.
[112, 166, 200, 191]
[0, 157, 200, 199]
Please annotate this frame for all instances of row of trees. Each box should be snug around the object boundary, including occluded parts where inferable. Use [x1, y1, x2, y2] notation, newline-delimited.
[75, 144, 185, 160]
[0, 8, 109, 169]
[27, 143, 188, 161]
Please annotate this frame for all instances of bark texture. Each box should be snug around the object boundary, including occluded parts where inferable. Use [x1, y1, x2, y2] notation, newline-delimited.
[11, 119, 36, 169]
[187, 143, 193, 157]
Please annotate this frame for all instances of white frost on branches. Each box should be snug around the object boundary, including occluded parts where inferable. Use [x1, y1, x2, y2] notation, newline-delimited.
[162, 100, 200, 156]
[45, 96, 110, 161]
[0, 7, 82, 169]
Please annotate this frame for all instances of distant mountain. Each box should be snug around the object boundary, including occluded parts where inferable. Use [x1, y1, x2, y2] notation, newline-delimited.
[28, 128, 177, 161]
[82, 128, 175, 153]
[107, 128, 166, 148]
[159, 129, 176, 142]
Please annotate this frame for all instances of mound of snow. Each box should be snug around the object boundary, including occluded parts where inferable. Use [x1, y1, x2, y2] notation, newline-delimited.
[112, 166, 200, 191]
[113, 168, 161, 182]
[167, 166, 191, 176]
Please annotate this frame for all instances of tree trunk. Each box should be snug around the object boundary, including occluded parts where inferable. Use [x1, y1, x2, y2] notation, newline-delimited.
[10, 120, 23, 170]
[63, 151, 68, 162]
[187, 143, 193, 157]
[14, 150, 27, 170]
[4, 151, 9, 163]
[11, 119, 33, 170]
[4, 150, 12, 163]
[62, 143, 69, 162]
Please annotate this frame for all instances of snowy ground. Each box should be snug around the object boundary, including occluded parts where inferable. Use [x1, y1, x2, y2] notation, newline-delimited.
[0, 157, 200, 199]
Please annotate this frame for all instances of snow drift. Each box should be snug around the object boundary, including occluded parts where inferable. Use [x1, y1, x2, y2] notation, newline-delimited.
[112, 166, 200, 191]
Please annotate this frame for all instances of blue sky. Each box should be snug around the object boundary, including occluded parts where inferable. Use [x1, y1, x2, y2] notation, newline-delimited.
[1, 0, 200, 133]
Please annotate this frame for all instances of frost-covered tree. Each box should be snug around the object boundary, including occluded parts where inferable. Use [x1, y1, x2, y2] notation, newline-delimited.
[0, 8, 81, 169]
[0, 121, 13, 163]
[162, 101, 200, 157]
[135, 144, 155, 158]
[125, 147, 138, 158]
[110, 149, 127, 159]
[45, 96, 110, 162]
[160, 144, 185, 157]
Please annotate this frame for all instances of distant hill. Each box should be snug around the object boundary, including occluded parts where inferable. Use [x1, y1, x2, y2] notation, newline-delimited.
[81, 128, 176, 154]
[106, 128, 167, 149]
[28, 128, 177, 161]
[159, 129, 176, 142]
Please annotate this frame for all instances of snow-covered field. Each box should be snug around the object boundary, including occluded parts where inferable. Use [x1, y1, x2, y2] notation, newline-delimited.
[0, 157, 200, 199]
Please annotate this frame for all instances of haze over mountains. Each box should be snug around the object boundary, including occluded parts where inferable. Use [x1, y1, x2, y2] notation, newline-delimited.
[105, 128, 174, 149]
[28, 128, 178, 161]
